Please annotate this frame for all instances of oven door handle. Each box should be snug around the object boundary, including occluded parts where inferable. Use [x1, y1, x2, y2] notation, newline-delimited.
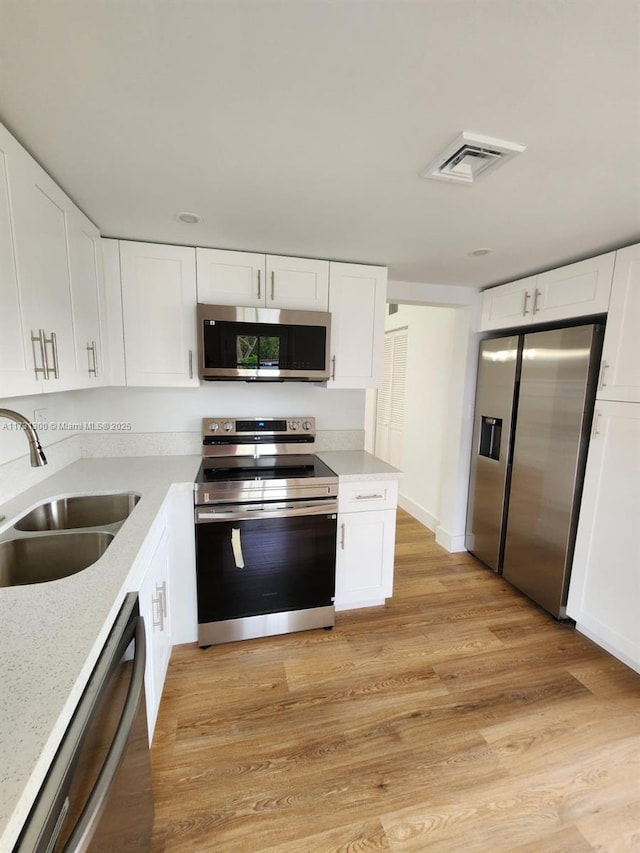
[196, 499, 338, 522]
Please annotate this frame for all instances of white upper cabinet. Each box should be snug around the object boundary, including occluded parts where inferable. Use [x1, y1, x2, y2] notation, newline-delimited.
[0, 130, 41, 397]
[196, 249, 264, 307]
[120, 241, 198, 387]
[597, 243, 640, 403]
[479, 276, 537, 332]
[534, 252, 615, 323]
[0, 121, 107, 397]
[265, 255, 329, 310]
[4, 130, 77, 393]
[479, 253, 615, 332]
[196, 248, 329, 311]
[67, 208, 108, 388]
[327, 262, 387, 388]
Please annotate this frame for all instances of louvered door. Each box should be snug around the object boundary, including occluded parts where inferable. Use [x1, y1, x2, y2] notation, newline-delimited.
[375, 328, 408, 467]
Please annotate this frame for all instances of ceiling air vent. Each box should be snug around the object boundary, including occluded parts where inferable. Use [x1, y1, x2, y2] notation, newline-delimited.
[420, 132, 526, 185]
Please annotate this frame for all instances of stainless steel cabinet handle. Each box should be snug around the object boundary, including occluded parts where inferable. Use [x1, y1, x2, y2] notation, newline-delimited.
[331, 355, 336, 381]
[355, 493, 383, 500]
[592, 409, 602, 439]
[522, 291, 531, 315]
[599, 359, 610, 389]
[30, 329, 47, 379]
[152, 581, 167, 631]
[257, 269, 261, 300]
[340, 522, 345, 550]
[87, 341, 98, 376]
[532, 289, 541, 314]
[188, 349, 194, 379]
[271, 270, 275, 301]
[43, 331, 60, 379]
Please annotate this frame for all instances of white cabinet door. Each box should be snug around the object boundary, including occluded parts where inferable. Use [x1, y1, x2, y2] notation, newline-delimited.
[0, 130, 42, 397]
[480, 254, 614, 333]
[265, 255, 329, 310]
[101, 238, 126, 385]
[567, 400, 640, 673]
[120, 241, 198, 387]
[68, 208, 108, 388]
[7, 136, 77, 393]
[335, 508, 396, 609]
[167, 484, 198, 645]
[196, 248, 329, 311]
[328, 262, 387, 388]
[598, 244, 640, 403]
[138, 525, 173, 742]
[534, 252, 614, 324]
[196, 248, 264, 307]
[479, 276, 536, 332]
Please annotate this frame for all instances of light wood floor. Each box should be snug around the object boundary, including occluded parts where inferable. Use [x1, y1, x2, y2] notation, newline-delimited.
[150, 510, 640, 852]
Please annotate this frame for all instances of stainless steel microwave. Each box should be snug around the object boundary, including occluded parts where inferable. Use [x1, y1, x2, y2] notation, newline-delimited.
[197, 303, 331, 381]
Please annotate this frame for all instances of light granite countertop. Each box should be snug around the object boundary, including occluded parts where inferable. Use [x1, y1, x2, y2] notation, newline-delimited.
[317, 450, 402, 481]
[0, 456, 200, 852]
[0, 448, 397, 850]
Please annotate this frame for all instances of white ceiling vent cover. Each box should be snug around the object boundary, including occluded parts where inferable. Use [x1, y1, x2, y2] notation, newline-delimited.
[421, 132, 526, 184]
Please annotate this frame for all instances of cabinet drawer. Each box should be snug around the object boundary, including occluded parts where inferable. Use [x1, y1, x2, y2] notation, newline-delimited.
[338, 479, 398, 512]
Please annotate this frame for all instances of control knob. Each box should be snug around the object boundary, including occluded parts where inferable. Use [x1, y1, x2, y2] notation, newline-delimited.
[302, 421, 312, 431]
[223, 421, 233, 431]
[289, 421, 299, 430]
[208, 422, 219, 431]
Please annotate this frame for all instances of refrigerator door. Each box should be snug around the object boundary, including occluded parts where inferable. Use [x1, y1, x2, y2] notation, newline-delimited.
[502, 324, 599, 616]
[465, 335, 519, 570]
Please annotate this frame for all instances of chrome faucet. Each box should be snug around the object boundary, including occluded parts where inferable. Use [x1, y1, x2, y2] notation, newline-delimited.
[0, 409, 48, 467]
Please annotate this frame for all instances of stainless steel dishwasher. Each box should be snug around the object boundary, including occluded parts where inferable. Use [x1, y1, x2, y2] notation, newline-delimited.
[14, 593, 154, 852]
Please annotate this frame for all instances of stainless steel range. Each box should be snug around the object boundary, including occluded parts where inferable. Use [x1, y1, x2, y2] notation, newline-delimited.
[194, 417, 338, 646]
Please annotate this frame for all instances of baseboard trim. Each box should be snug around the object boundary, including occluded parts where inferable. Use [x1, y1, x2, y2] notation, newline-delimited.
[397, 494, 439, 532]
[435, 526, 467, 553]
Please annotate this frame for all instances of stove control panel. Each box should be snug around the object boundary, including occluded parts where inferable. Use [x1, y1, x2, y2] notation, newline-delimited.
[202, 417, 316, 439]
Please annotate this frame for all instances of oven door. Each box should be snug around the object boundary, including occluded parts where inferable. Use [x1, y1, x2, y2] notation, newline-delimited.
[195, 500, 337, 641]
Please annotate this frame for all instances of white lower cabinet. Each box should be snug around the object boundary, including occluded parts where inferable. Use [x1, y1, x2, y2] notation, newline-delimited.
[334, 478, 398, 609]
[138, 525, 173, 742]
[567, 400, 640, 673]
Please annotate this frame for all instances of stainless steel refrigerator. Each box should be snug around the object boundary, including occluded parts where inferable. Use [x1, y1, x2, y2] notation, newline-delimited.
[465, 323, 604, 618]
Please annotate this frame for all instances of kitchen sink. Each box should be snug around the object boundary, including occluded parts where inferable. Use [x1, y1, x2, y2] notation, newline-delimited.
[0, 531, 114, 587]
[14, 493, 140, 532]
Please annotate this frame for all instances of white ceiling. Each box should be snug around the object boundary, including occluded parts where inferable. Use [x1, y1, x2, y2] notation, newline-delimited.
[1, 0, 639, 288]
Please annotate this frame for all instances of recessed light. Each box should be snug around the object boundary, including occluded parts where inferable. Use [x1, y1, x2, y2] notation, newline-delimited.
[470, 248, 492, 256]
[176, 211, 201, 224]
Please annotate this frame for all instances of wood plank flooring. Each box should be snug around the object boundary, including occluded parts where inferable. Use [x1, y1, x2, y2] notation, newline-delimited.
[150, 510, 640, 852]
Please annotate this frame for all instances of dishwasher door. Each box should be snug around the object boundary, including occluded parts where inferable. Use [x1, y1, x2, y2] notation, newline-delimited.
[14, 593, 154, 852]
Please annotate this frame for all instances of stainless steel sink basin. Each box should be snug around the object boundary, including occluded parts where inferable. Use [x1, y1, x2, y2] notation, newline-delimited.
[14, 493, 140, 532]
[0, 531, 114, 586]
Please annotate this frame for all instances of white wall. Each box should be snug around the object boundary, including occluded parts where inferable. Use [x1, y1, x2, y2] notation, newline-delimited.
[382, 303, 457, 530]
[381, 281, 480, 551]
